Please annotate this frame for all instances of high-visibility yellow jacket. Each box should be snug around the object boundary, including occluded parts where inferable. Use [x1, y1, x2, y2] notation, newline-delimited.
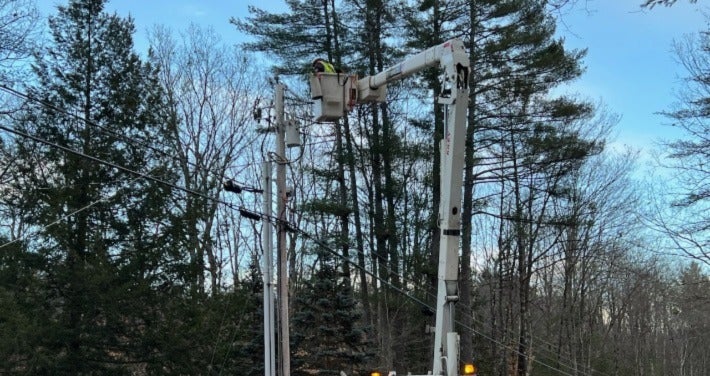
[314, 59, 336, 73]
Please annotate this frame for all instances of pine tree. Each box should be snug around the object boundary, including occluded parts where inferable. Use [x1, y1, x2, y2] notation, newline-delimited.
[402, 0, 471, 365]
[232, 0, 354, 74]
[291, 248, 371, 376]
[466, 1, 598, 374]
[9, 0, 185, 372]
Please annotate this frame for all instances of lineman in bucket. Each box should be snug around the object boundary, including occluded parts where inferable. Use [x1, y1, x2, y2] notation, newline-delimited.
[312, 58, 341, 73]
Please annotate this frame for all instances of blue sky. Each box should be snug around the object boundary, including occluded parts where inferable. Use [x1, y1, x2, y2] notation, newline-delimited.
[554, 1, 706, 155]
[35, 0, 707, 155]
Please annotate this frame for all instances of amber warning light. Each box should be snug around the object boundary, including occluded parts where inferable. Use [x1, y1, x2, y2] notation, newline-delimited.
[463, 363, 477, 375]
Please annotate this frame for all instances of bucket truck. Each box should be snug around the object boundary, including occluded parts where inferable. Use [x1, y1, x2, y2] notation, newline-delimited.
[309, 39, 472, 376]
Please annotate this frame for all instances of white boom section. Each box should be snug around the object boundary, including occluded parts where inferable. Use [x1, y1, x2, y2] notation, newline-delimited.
[356, 39, 468, 102]
[309, 39, 470, 376]
[358, 39, 470, 376]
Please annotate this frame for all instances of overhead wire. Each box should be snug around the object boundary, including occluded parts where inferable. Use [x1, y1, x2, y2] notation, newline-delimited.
[0, 165, 160, 251]
[0, 84, 261, 192]
[1, 84, 598, 376]
[0, 120, 265, 374]
[290, 210, 597, 376]
[246, 209, 585, 376]
[0, 123, 245, 212]
[0, 81, 282, 253]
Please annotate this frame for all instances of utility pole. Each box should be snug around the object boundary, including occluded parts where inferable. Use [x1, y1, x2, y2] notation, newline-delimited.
[274, 82, 290, 376]
[262, 161, 276, 376]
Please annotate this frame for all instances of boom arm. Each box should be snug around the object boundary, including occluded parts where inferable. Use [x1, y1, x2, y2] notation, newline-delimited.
[357, 39, 468, 94]
[361, 39, 470, 376]
[310, 39, 470, 376]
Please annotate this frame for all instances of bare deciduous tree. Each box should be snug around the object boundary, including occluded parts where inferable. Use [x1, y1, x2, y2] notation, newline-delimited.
[0, 0, 39, 83]
[149, 24, 265, 293]
[651, 31, 710, 266]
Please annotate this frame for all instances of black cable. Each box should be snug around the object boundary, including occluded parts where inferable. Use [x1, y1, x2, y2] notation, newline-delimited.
[0, 121, 265, 374]
[1, 86, 593, 376]
[0, 165, 163, 251]
[0, 123, 243, 211]
[243, 207, 586, 376]
[291, 212, 597, 376]
[0, 84, 261, 192]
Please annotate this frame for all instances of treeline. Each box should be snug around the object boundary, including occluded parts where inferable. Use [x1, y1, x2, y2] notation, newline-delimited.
[0, 0, 707, 375]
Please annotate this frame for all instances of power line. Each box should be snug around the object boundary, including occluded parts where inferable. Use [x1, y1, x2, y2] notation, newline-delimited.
[0, 84, 261, 192]
[245, 208, 587, 376]
[0, 166, 159, 251]
[0, 123, 242, 211]
[292, 213, 597, 376]
[1, 88, 598, 375]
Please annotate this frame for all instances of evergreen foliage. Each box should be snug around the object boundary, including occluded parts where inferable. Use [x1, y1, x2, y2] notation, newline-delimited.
[0, 0, 706, 375]
[2, 0, 188, 372]
[232, 0, 355, 74]
[291, 249, 371, 376]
